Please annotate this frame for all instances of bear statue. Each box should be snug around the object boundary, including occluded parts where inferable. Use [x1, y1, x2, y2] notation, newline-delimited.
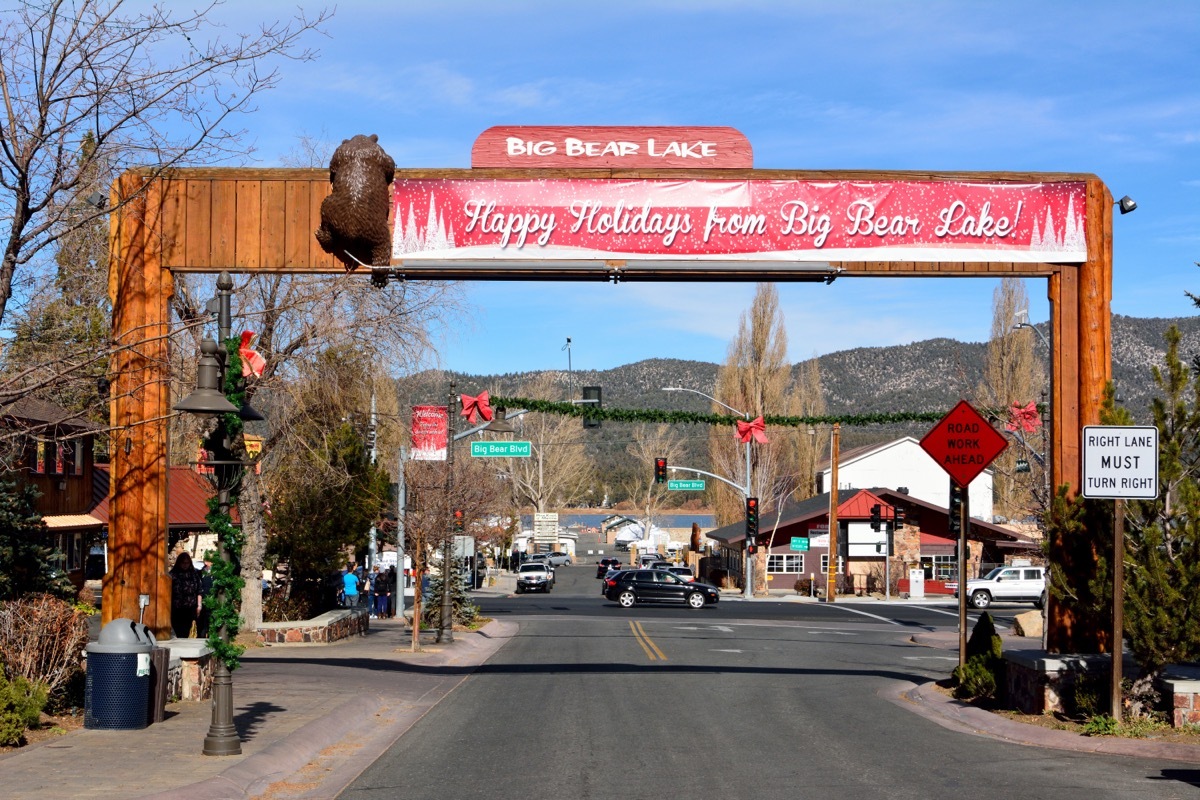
[314, 134, 396, 271]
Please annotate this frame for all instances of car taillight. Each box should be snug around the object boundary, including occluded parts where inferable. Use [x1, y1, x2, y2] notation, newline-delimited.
[605, 578, 617, 588]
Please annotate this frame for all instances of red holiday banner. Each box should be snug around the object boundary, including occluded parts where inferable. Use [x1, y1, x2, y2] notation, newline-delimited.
[392, 178, 1087, 265]
[411, 405, 448, 462]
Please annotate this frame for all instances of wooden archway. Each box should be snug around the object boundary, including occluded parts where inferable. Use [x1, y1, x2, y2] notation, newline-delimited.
[106, 166, 1111, 652]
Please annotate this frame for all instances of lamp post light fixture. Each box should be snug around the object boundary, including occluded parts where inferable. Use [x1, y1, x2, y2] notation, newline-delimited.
[173, 270, 262, 757]
[663, 386, 755, 600]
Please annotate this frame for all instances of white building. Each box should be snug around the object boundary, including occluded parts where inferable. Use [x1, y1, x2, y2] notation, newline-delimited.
[816, 436, 994, 522]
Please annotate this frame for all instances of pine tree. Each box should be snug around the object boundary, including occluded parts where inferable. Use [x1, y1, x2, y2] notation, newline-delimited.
[0, 481, 75, 601]
[1122, 326, 1200, 687]
[420, 560, 478, 628]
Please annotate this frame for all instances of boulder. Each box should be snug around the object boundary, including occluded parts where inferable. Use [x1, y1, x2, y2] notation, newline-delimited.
[1012, 610, 1043, 638]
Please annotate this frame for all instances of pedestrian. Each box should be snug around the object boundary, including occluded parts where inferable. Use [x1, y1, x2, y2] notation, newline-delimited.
[169, 552, 203, 638]
[196, 557, 214, 638]
[375, 565, 392, 618]
[386, 565, 398, 617]
[368, 565, 381, 618]
[343, 563, 360, 608]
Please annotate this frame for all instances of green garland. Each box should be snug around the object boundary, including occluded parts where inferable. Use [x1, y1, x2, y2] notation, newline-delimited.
[487, 396, 1047, 429]
[200, 337, 248, 670]
[490, 396, 947, 427]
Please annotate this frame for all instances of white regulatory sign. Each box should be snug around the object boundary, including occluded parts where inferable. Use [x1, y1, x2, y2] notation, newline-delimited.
[1082, 425, 1159, 499]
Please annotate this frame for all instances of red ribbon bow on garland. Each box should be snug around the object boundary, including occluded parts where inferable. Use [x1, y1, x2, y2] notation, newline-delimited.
[1005, 401, 1042, 433]
[735, 416, 769, 444]
[460, 391, 494, 424]
[238, 331, 266, 378]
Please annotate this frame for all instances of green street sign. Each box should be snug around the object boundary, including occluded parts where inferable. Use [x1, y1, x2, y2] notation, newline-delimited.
[668, 479, 706, 491]
[790, 537, 810, 552]
[470, 440, 532, 458]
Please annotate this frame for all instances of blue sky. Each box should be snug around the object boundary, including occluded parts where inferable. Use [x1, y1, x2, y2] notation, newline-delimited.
[226, 1, 1197, 374]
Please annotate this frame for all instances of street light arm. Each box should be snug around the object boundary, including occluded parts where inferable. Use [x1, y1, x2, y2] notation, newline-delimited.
[453, 409, 528, 441]
[664, 464, 748, 496]
[662, 386, 748, 419]
[1014, 321, 1050, 350]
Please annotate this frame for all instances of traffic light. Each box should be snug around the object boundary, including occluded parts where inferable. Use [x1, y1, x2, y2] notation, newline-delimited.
[453, 509, 464, 533]
[948, 483, 964, 536]
[746, 542, 757, 555]
[870, 504, 882, 532]
[745, 497, 759, 542]
[894, 507, 906, 528]
[654, 457, 667, 484]
[582, 385, 602, 428]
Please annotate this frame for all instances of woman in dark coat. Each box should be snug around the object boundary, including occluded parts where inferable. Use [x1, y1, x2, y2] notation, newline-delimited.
[170, 552, 203, 638]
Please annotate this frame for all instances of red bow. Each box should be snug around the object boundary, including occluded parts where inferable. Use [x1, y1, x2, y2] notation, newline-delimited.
[735, 416, 769, 444]
[239, 331, 266, 378]
[460, 391, 494, 424]
[1005, 401, 1042, 433]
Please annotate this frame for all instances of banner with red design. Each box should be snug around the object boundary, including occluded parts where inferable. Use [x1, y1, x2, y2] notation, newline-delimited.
[392, 179, 1087, 265]
[411, 405, 448, 462]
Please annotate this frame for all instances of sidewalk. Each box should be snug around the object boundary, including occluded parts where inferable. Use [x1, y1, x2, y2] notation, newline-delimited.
[0, 617, 517, 800]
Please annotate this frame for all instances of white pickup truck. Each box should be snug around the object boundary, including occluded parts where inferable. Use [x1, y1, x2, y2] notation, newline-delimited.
[947, 565, 1046, 609]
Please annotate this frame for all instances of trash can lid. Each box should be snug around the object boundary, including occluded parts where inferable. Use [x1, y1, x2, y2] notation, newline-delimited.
[86, 618, 156, 654]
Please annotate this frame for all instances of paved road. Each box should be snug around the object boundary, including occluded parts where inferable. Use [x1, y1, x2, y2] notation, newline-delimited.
[342, 564, 1200, 800]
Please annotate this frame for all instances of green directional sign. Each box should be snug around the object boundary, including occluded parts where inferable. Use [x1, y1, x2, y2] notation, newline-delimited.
[470, 440, 532, 458]
[790, 537, 810, 552]
[668, 479, 706, 491]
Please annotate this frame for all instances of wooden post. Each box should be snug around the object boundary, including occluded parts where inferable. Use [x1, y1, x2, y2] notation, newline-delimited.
[105, 174, 174, 638]
[1112, 499, 1125, 721]
[826, 423, 840, 603]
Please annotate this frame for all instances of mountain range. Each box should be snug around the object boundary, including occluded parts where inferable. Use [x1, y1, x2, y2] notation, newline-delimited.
[395, 314, 1200, 500]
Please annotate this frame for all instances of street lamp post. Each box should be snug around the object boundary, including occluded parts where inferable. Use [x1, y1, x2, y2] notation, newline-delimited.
[174, 270, 263, 757]
[663, 387, 755, 600]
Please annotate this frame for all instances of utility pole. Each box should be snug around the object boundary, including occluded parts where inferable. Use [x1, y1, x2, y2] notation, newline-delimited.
[827, 423, 840, 603]
[397, 447, 407, 617]
[367, 391, 378, 570]
[438, 384, 456, 644]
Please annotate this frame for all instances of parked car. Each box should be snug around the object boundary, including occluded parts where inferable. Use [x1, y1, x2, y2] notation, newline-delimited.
[544, 552, 573, 567]
[516, 563, 553, 594]
[668, 566, 695, 582]
[639, 553, 668, 567]
[604, 569, 720, 609]
[596, 557, 622, 578]
[947, 565, 1046, 609]
[646, 561, 673, 571]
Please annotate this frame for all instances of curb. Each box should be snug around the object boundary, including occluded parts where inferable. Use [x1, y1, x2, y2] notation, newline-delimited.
[892, 681, 1200, 763]
[136, 619, 518, 800]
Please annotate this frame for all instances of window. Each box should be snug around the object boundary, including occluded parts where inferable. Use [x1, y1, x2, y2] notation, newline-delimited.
[767, 554, 803, 573]
[932, 555, 956, 581]
[32, 440, 47, 474]
[1023, 569, 1042, 580]
[820, 555, 844, 574]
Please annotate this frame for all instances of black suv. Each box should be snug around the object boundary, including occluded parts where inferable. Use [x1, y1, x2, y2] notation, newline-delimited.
[603, 569, 720, 609]
[596, 557, 622, 578]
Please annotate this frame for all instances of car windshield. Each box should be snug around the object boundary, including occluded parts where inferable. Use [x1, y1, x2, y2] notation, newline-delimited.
[981, 568, 1004, 580]
[519, 565, 546, 573]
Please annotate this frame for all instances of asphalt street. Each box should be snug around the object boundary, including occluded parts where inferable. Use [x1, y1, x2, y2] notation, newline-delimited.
[340, 564, 1200, 800]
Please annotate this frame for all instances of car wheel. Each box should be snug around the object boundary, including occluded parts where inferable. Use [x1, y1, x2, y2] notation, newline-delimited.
[618, 590, 636, 608]
[970, 590, 992, 609]
[687, 591, 706, 609]
[1034, 591, 1046, 610]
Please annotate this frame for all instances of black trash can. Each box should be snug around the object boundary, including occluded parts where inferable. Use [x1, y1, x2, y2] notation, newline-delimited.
[85, 618, 156, 730]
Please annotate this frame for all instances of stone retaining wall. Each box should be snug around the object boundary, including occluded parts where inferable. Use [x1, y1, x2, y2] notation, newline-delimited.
[255, 608, 369, 644]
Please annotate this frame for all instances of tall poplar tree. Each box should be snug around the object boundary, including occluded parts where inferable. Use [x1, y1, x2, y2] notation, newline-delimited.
[977, 278, 1046, 522]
